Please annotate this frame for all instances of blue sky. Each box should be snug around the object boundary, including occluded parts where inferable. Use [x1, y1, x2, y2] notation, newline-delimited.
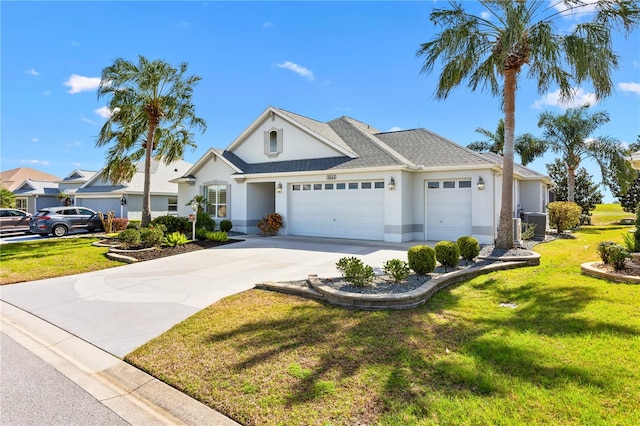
[2, 1, 639, 202]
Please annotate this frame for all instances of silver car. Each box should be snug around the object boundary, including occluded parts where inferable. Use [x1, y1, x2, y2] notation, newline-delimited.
[29, 207, 103, 237]
[0, 208, 32, 234]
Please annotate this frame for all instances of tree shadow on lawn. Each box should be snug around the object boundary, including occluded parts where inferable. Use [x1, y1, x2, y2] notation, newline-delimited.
[184, 273, 638, 422]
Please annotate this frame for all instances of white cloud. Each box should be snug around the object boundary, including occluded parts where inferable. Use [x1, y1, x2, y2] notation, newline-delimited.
[263, 21, 273, 28]
[63, 74, 100, 94]
[25, 68, 39, 76]
[633, 60, 640, 68]
[619, 82, 640, 95]
[275, 61, 315, 81]
[388, 126, 403, 132]
[532, 88, 597, 109]
[72, 162, 82, 167]
[71, 41, 81, 47]
[65, 141, 82, 147]
[95, 106, 117, 118]
[21, 159, 50, 165]
[552, 0, 599, 18]
[31, 138, 39, 143]
[81, 116, 96, 125]
[480, 11, 491, 20]
[42, 90, 52, 96]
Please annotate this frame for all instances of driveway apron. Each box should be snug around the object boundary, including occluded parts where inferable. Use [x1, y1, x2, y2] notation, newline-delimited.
[0, 235, 419, 357]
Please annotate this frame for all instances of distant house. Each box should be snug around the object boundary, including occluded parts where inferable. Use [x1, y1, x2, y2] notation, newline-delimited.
[173, 106, 551, 244]
[12, 180, 61, 213]
[1, 167, 60, 211]
[74, 159, 192, 220]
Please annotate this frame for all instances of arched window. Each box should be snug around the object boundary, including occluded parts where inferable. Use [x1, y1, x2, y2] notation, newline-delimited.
[269, 130, 278, 153]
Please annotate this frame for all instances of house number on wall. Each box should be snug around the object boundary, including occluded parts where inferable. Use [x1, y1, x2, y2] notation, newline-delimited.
[326, 174, 337, 180]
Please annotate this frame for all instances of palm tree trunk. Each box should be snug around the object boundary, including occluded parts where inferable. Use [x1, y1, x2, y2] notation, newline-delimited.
[567, 165, 576, 203]
[496, 68, 517, 249]
[141, 125, 155, 227]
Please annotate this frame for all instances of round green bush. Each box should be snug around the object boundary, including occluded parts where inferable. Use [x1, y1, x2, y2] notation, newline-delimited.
[118, 228, 141, 248]
[434, 241, 460, 270]
[150, 215, 189, 234]
[196, 212, 216, 231]
[140, 226, 164, 248]
[457, 236, 480, 263]
[220, 220, 233, 232]
[407, 245, 436, 275]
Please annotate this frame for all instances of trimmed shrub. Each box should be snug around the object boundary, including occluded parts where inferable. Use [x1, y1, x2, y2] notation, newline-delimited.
[196, 212, 216, 232]
[162, 232, 190, 247]
[407, 245, 436, 275]
[112, 218, 129, 232]
[206, 231, 229, 242]
[195, 228, 209, 240]
[335, 257, 375, 287]
[220, 220, 233, 233]
[139, 227, 164, 248]
[118, 228, 141, 249]
[257, 213, 283, 236]
[127, 220, 141, 230]
[383, 259, 410, 283]
[606, 244, 631, 271]
[434, 241, 460, 272]
[597, 241, 618, 264]
[150, 215, 189, 234]
[457, 236, 480, 265]
[548, 201, 581, 234]
[522, 222, 537, 241]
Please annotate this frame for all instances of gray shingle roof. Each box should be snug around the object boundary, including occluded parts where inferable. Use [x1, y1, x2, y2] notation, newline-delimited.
[480, 152, 548, 178]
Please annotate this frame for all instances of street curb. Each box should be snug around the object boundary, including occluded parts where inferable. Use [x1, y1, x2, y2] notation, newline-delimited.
[0, 301, 239, 426]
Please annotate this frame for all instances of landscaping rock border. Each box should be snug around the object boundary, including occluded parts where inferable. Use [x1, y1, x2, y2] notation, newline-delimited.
[256, 252, 541, 310]
[580, 261, 640, 284]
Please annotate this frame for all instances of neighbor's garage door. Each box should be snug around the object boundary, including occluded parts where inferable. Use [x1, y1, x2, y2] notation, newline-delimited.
[426, 179, 472, 241]
[288, 180, 385, 240]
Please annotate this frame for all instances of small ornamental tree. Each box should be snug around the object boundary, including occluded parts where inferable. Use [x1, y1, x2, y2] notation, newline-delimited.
[0, 185, 16, 208]
[547, 201, 581, 234]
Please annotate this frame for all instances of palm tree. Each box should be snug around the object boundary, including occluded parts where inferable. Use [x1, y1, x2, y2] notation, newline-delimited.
[417, 1, 639, 249]
[96, 55, 207, 226]
[538, 105, 632, 203]
[467, 118, 546, 166]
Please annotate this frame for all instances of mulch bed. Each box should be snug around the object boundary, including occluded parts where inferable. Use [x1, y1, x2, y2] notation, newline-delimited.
[121, 239, 243, 262]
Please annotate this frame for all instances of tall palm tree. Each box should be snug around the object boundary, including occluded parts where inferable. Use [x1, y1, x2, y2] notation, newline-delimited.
[538, 105, 632, 203]
[467, 118, 546, 166]
[96, 55, 206, 226]
[417, 0, 639, 249]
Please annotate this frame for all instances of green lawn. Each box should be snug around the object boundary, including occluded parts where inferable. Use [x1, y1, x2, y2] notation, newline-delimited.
[0, 237, 122, 285]
[591, 203, 635, 225]
[126, 226, 640, 425]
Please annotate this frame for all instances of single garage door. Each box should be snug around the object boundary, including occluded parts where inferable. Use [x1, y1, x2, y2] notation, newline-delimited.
[426, 179, 472, 241]
[288, 180, 385, 240]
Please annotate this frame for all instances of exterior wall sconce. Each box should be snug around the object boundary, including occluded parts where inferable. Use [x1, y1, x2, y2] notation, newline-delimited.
[276, 182, 283, 193]
[477, 176, 485, 190]
[388, 177, 396, 191]
[120, 195, 127, 206]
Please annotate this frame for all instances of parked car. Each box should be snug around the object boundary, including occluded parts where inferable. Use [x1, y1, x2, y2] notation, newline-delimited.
[0, 208, 32, 234]
[29, 207, 103, 237]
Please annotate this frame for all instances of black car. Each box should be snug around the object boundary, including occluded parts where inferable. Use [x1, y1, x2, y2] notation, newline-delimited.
[29, 207, 103, 237]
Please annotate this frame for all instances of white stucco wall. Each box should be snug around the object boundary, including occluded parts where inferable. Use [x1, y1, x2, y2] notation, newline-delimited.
[232, 116, 344, 163]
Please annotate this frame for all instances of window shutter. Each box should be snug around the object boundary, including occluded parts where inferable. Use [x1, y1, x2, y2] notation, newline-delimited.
[226, 184, 231, 219]
[277, 128, 283, 153]
[264, 131, 269, 155]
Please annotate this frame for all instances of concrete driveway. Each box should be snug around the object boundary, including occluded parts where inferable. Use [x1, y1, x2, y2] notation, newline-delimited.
[0, 235, 422, 357]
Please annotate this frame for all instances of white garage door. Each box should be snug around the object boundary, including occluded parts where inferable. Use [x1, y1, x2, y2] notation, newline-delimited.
[426, 179, 472, 241]
[288, 180, 385, 240]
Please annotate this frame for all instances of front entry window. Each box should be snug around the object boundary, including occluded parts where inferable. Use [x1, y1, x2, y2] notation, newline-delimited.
[206, 185, 227, 218]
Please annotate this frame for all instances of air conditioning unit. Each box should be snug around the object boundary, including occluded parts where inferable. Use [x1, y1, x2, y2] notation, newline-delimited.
[523, 212, 547, 241]
[513, 217, 522, 245]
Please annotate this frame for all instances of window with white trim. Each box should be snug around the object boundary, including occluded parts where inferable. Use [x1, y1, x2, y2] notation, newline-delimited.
[205, 185, 227, 218]
[264, 128, 283, 157]
[15, 198, 27, 210]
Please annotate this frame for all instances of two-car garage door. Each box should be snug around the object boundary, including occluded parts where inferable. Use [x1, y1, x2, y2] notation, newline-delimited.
[426, 179, 472, 242]
[288, 180, 385, 240]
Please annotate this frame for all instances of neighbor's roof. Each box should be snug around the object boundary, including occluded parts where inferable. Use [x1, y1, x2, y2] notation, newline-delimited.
[12, 179, 60, 196]
[0, 167, 60, 191]
[76, 158, 193, 195]
[480, 152, 551, 181]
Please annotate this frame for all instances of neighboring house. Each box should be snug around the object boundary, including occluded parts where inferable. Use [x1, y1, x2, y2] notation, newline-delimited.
[74, 159, 192, 220]
[1, 167, 60, 211]
[12, 180, 62, 213]
[173, 106, 551, 244]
